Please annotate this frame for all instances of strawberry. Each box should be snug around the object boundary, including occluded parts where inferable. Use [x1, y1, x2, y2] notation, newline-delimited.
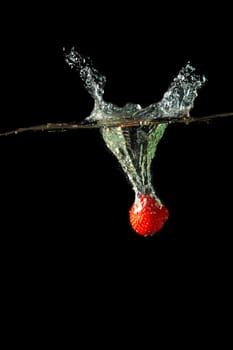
[129, 194, 168, 236]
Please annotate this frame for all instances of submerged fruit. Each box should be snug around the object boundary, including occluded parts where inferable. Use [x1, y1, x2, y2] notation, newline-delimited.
[129, 194, 168, 236]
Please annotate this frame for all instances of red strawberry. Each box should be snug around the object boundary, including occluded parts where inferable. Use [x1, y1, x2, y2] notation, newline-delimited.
[129, 194, 168, 236]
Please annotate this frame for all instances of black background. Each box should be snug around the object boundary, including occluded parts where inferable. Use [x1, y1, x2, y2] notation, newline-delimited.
[1, 3, 232, 338]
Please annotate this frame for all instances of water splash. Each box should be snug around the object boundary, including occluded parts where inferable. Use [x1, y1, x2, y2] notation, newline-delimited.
[64, 47, 206, 236]
[64, 47, 206, 124]
[64, 47, 106, 103]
